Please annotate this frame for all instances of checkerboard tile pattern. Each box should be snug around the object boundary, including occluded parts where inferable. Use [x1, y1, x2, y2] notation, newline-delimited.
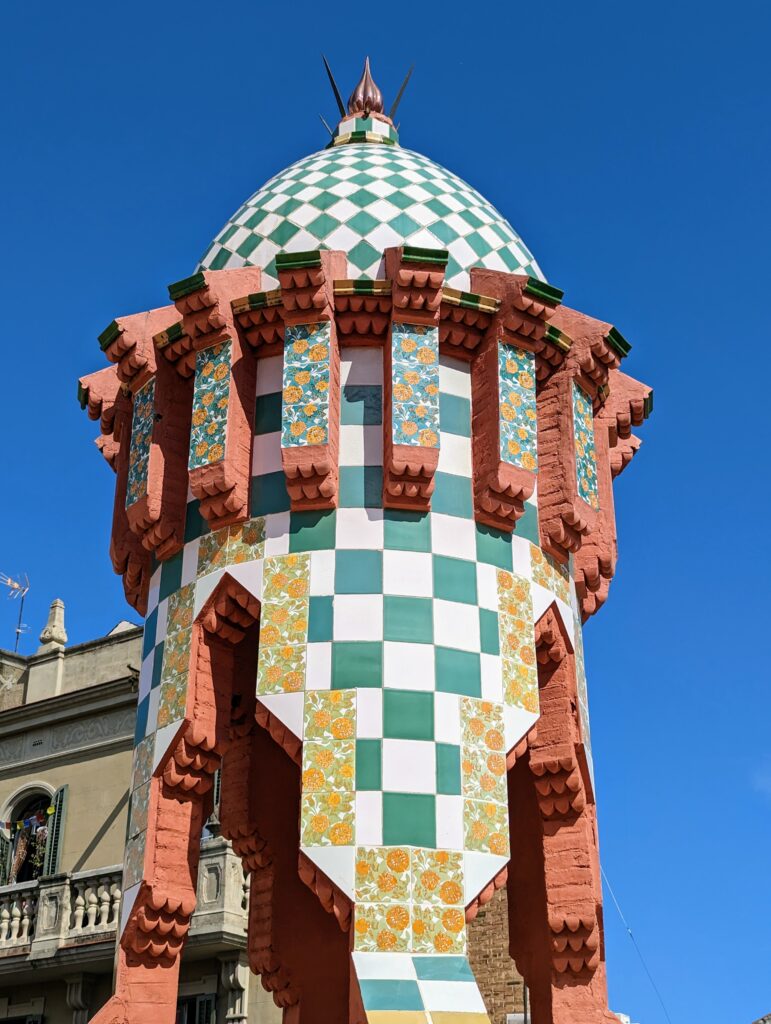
[198, 144, 544, 289]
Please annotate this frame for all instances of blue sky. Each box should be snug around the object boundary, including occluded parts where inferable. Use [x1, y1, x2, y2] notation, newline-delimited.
[1, 2, 769, 1021]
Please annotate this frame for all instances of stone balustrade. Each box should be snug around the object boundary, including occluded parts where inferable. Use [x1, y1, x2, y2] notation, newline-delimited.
[0, 838, 246, 968]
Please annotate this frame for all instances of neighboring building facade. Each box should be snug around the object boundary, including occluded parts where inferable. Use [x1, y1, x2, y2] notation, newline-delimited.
[76, 59, 652, 1024]
[0, 603, 280, 1023]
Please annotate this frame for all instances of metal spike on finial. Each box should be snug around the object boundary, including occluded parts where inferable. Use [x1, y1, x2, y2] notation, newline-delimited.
[389, 64, 414, 120]
[347, 57, 384, 117]
[322, 54, 346, 117]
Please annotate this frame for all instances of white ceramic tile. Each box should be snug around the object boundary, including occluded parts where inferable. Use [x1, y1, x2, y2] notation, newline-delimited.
[138, 651, 154, 702]
[352, 951, 418, 981]
[355, 792, 382, 846]
[476, 562, 499, 611]
[252, 432, 283, 475]
[356, 689, 383, 738]
[435, 795, 464, 849]
[120, 882, 142, 936]
[305, 642, 332, 689]
[259, 692, 303, 739]
[433, 599, 481, 652]
[303, 846, 354, 899]
[437, 432, 472, 477]
[418, 981, 486, 1014]
[383, 642, 435, 691]
[194, 569, 224, 617]
[511, 536, 532, 579]
[227, 561, 263, 602]
[430, 512, 476, 560]
[181, 539, 199, 587]
[339, 424, 364, 466]
[153, 721, 182, 771]
[335, 508, 384, 549]
[341, 347, 383, 386]
[463, 851, 509, 907]
[382, 739, 435, 793]
[263, 511, 291, 556]
[310, 550, 336, 595]
[256, 355, 282, 395]
[383, 550, 433, 597]
[154, 598, 168, 645]
[333, 595, 383, 641]
[147, 566, 162, 613]
[480, 653, 504, 703]
[504, 704, 538, 752]
[434, 692, 461, 745]
[531, 583, 556, 625]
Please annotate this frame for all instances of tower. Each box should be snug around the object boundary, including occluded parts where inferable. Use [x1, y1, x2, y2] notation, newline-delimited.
[79, 60, 652, 1024]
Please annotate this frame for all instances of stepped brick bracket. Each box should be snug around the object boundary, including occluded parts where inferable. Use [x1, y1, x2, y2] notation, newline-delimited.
[469, 272, 567, 531]
[381, 246, 445, 510]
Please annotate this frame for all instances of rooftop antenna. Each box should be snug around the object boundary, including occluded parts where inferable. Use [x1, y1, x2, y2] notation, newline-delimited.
[389, 64, 414, 121]
[0, 572, 30, 653]
[321, 54, 346, 118]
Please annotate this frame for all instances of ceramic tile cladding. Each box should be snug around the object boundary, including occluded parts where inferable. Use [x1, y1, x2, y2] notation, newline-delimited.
[529, 544, 570, 604]
[572, 381, 599, 510]
[353, 846, 467, 954]
[573, 614, 594, 787]
[460, 698, 507, 805]
[391, 323, 440, 448]
[197, 517, 265, 578]
[300, 690, 356, 847]
[131, 734, 154, 785]
[157, 583, 194, 728]
[498, 344, 537, 471]
[189, 341, 231, 469]
[123, 831, 146, 890]
[281, 322, 331, 447]
[126, 378, 155, 508]
[497, 571, 538, 714]
[257, 553, 310, 695]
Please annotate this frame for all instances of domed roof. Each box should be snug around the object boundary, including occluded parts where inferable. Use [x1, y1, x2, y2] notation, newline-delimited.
[199, 138, 544, 290]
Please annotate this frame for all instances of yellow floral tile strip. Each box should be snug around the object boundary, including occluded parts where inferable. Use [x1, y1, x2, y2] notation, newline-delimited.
[530, 543, 570, 605]
[497, 570, 538, 714]
[300, 690, 356, 847]
[189, 340, 231, 469]
[197, 517, 265, 578]
[411, 848, 466, 954]
[461, 698, 508, 804]
[157, 582, 195, 728]
[257, 553, 309, 695]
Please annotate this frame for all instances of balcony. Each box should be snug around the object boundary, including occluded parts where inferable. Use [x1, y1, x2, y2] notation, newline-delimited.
[0, 838, 247, 973]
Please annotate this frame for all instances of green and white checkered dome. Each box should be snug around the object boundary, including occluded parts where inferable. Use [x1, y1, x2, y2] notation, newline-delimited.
[199, 137, 545, 289]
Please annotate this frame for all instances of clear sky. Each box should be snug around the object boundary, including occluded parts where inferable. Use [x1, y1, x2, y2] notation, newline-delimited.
[1, 2, 769, 1021]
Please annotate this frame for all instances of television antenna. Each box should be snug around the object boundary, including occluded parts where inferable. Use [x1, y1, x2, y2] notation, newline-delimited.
[0, 573, 30, 653]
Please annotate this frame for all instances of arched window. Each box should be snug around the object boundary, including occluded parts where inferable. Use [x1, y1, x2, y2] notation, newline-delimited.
[0, 785, 67, 886]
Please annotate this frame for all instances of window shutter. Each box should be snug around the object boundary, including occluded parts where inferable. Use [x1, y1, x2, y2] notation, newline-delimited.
[42, 785, 68, 876]
[0, 830, 11, 886]
[195, 994, 216, 1024]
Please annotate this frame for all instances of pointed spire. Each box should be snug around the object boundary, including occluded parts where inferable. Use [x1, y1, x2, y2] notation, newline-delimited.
[37, 598, 67, 652]
[347, 57, 384, 117]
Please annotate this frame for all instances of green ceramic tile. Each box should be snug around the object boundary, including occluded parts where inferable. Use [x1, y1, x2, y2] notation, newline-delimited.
[289, 509, 337, 552]
[250, 471, 290, 516]
[339, 465, 383, 508]
[436, 742, 462, 794]
[439, 393, 471, 437]
[254, 392, 282, 435]
[435, 647, 482, 697]
[382, 793, 436, 848]
[479, 609, 500, 655]
[332, 641, 383, 689]
[432, 471, 473, 518]
[384, 510, 432, 552]
[341, 384, 382, 425]
[516, 500, 539, 545]
[308, 596, 333, 642]
[142, 610, 158, 661]
[383, 690, 434, 740]
[383, 596, 433, 644]
[475, 524, 514, 570]
[334, 549, 383, 594]
[356, 739, 382, 790]
[433, 555, 477, 605]
[183, 500, 206, 543]
[151, 642, 164, 690]
[159, 553, 182, 602]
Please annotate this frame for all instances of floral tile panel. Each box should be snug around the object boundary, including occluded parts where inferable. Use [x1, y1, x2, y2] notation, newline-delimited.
[189, 341, 231, 470]
[300, 690, 357, 847]
[196, 517, 266, 578]
[463, 798, 509, 857]
[391, 323, 440, 449]
[460, 698, 507, 804]
[572, 381, 599, 510]
[257, 553, 312, 697]
[157, 582, 194, 728]
[498, 344, 537, 472]
[530, 544, 570, 605]
[497, 571, 538, 714]
[281, 322, 331, 447]
[126, 377, 155, 508]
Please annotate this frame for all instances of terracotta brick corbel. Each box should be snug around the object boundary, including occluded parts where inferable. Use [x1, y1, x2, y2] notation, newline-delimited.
[78, 366, 121, 469]
[99, 307, 193, 561]
[276, 250, 347, 511]
[232, 288, 285, 355]
[382, 246, 445, 510]
[334, 278, 392, 345]
[439, 286, 498, 358]
[168, 268, 262, 529]
[466, 272, 565, 532]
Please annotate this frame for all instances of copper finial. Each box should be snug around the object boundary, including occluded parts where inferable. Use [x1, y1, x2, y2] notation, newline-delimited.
[347, 57, 384, 117]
